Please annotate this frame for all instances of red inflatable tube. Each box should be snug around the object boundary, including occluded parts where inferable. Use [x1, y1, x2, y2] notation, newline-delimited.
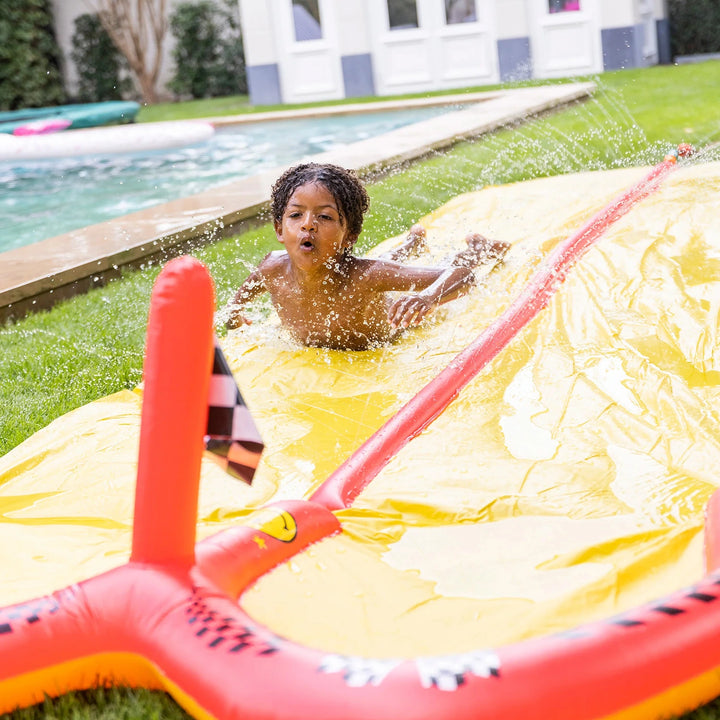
[704, 488, 720, 571]
[3, 502, 720, 720]
[132, 255, 215, 567]
[0, 257, 342, 715]
[6, 151, 720, 720]
[310, 154, 683, 511]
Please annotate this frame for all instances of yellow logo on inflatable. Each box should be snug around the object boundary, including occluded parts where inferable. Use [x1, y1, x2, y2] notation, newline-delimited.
[246, 507, 297, 543]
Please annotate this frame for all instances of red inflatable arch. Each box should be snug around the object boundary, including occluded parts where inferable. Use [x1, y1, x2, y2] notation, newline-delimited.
[4, 146, 720, 720]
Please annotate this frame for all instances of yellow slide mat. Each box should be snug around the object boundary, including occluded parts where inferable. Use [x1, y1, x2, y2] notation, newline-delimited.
[2, 161, 719, 658]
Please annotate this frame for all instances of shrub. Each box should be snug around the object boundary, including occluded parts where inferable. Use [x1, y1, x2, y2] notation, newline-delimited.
[212, 0, 248, 97]
[70, 13, 132, 103]
[0, 0, 66, 110]
[669, 0, 720, 56]
[169, 0, 246, 99]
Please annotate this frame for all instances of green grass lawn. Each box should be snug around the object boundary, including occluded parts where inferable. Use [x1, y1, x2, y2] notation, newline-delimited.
[2, 60, 720, 718]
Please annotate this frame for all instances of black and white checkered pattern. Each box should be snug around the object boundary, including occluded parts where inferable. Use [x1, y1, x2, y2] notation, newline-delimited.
[204, 338, 263, 484]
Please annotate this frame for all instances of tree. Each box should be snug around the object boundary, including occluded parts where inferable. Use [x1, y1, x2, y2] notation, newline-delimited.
[169, 0, 246, 99]
[213, 0, 247, 96]
[169, 2, 218, 99]
[84, 0, 167, 104]
[0, 0, 66, 110]
[71, 13, 131, 102]
[668, 0, 720, 56]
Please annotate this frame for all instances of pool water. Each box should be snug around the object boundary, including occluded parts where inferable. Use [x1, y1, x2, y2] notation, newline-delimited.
[0, 105, 462, 253]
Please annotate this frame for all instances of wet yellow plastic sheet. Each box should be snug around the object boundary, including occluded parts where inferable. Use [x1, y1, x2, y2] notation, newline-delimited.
[2, 162, 720, 658]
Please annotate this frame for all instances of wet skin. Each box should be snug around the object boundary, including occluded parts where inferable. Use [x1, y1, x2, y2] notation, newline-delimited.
[226, 182, 508, 351]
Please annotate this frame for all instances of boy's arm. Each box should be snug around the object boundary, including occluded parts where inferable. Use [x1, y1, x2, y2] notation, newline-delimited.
[360, 259, 476, 330]
[387, 266, 475, 329]
[225, 266, 268, 329]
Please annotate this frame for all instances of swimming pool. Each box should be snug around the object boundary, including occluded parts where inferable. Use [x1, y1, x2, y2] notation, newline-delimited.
[0, 105, 463, 254]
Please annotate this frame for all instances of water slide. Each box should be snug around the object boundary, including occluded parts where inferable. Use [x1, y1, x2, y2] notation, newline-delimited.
[1, 153, 720, 719]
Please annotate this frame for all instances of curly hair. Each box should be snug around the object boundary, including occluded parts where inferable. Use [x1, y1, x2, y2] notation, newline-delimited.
[270, 163, 370, 242]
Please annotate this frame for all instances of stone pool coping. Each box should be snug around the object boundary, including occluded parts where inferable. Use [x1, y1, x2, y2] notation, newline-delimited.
[0, 82, 595, 323]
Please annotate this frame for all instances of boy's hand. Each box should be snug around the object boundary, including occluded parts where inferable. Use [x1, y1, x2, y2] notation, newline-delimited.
[388, 295, 435, 329]
[226, 306, 252, 329]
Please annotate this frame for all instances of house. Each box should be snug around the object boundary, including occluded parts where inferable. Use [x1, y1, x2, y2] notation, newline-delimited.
[50, 0, 670, 105]
[238, 0, 671, 105]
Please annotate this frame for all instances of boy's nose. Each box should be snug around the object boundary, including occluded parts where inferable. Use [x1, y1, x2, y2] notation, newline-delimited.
[301, 213, 317, 230]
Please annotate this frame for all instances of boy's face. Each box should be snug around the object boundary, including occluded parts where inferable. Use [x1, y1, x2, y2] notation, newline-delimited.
[275, 182, 355, 270]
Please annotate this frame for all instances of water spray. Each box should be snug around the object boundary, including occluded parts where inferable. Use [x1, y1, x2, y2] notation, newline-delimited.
[311, 144, 696, 510]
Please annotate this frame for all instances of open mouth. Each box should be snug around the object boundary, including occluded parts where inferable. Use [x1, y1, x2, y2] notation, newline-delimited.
[300, 237, 315, 251]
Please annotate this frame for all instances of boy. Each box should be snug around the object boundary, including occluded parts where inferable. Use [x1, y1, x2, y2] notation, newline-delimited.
[225, 163, 509, 351]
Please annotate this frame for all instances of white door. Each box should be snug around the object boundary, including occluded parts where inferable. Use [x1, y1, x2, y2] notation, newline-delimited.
[527, 0, 602, 78]
[638, 0, 658, 63]
[431, 0, 498, 88]
[272, 0, 344, 103]
[367, 0, 498, 96]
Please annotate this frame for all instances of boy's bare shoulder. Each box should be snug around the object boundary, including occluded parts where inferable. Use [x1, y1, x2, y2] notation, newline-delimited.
[261, 249, 288, 264]
[257, 250, 289, 275]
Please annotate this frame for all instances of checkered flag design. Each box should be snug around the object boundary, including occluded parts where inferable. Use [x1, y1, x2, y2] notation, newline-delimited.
[204, 338, 264, 484]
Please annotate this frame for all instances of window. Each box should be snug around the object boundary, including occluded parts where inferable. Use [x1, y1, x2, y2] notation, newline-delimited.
[292, 0, 322, 41]
[445, 0, 476, 24]
[548, 0, 580, 12]
[387, 0, 419, 29]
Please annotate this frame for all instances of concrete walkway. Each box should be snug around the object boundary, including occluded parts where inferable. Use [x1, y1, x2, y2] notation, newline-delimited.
[0, 82, 595, 322]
